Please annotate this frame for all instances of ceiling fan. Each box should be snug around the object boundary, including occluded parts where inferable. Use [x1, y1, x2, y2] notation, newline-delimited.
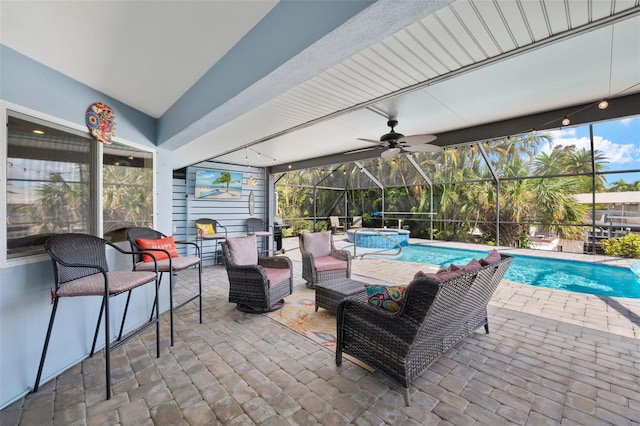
[358, 119, 442, 159]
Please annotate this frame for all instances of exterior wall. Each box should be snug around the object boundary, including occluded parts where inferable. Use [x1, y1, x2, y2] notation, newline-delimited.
[0, 47, 171, 409]
[172, 161, 270, 266]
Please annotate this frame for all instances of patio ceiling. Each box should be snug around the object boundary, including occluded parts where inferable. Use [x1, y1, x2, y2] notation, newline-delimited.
[2, 1, 639, 172]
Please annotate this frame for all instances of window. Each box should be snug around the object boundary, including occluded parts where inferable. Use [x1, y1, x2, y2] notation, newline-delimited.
[5, 112, 153, 259]
[102, 143, 154, 240]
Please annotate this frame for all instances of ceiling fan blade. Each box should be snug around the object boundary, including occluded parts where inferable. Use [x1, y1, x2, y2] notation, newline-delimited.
[398, 134, 437, 145]
[404, 144, 443, 153]
[381, 147, 401, 159]
[344, 145, 380, 155]
[357, 138, 383, 144]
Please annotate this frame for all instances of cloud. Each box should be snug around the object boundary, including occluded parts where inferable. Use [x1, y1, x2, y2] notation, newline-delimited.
[546, 129, 640, 165]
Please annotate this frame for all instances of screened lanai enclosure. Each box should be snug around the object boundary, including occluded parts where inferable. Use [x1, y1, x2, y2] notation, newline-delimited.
[275, 116, 640, 257]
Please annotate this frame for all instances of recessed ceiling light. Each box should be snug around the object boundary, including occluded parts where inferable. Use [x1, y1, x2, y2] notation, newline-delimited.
[598, 100, 609, 110]
[561, 117, 571, 126]
[32, 129, 45, 135]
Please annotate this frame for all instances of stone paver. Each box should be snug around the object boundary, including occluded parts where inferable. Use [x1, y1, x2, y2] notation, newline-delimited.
[2, 237, 639, 424]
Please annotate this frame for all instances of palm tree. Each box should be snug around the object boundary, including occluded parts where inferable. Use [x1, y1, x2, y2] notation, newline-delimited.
[19, 170, 89, 233]
[474, 159, 536, 245]
[563, 148, 608, 191]
[214, 172, 232, 192]
[532, 177, 586, 239]
[532, 149, 567, 176]
[609, 178, 640, 191]
[103, 165, 153, 233]
[533, 145, 608, 191]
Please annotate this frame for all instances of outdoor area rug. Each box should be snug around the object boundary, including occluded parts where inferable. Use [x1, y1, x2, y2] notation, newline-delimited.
[264, 288, 374, 371]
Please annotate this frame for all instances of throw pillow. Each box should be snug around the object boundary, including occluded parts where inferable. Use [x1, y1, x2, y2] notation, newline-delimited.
[226, 235, 258, 265]
[414, 270, 449, 281]
[136, 236, 179, 262]
[437, 263, 461, 273]
[479, 249, 501, 266]
[461, 258, 482, 272]
[196, 223, 215, 235]
[364, 284, 406, 312]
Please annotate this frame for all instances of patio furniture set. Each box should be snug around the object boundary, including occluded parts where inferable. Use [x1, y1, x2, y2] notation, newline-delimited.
[222, 229, 513, 405]
[34, 226, 512, 406]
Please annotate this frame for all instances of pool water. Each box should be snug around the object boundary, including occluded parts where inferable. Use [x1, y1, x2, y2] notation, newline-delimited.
[392, 245, 639, 299]
[347, 228, 410, 249]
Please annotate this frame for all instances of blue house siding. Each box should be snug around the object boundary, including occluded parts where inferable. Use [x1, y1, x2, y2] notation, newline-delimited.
[172, 161, 270, 266]
[0, 47, 171, 409]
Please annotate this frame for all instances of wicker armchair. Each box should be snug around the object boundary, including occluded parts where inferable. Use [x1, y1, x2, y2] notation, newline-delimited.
[221, 234, 293, 312]
[299, 231, 351, 288]
[336, 253, 513, 405]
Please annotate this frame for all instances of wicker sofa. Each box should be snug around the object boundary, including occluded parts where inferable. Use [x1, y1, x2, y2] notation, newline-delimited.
[336, 252, 513, 405]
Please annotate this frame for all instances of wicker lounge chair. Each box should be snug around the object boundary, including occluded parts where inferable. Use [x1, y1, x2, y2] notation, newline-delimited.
[299, 231, 351, 288]
[336, 253, 513, 405]
[221, 235, 293, 312]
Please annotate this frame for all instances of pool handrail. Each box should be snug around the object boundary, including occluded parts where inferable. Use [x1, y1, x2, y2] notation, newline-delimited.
[351, 228, 402, 260]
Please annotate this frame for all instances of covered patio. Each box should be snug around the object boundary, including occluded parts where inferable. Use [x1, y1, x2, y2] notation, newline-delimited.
[2, 0, 640, 422]
[2, 237, 639, 425]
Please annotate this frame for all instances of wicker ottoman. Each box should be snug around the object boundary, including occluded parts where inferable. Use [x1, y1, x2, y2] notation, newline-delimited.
[315, 278, 366, 314]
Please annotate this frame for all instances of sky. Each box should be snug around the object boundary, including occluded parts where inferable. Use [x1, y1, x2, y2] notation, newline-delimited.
[546, 116, 640, 188]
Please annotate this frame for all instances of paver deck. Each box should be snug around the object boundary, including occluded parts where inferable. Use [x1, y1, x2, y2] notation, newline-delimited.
[2, 237, 638, 425]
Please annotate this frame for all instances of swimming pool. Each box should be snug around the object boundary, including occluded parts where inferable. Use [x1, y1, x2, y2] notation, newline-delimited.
[346, 228, 410, 249]
[388, 244, 639, 298]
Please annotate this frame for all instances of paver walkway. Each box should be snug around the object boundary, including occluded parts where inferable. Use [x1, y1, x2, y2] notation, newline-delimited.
[2, 237, 639, 425]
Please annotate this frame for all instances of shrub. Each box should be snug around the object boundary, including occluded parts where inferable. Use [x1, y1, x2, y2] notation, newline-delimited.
[601, 233, 640, 258]
[281, 219, 328, 237]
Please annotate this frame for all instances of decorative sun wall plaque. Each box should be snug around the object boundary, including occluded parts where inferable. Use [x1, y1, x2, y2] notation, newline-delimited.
[85, 102, 116, 144]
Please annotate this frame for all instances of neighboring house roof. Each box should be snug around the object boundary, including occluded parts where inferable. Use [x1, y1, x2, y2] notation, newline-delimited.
[574, 192, 640, 205]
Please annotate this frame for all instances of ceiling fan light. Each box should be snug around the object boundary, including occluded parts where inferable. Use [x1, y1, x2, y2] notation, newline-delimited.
[381, 147, 401, 159]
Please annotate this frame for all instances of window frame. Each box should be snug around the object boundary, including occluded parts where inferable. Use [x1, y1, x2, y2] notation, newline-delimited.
[1, 102, 156, 267]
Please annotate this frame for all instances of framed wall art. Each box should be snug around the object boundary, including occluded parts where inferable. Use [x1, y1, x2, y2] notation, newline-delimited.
[194, 169, 242, 199]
